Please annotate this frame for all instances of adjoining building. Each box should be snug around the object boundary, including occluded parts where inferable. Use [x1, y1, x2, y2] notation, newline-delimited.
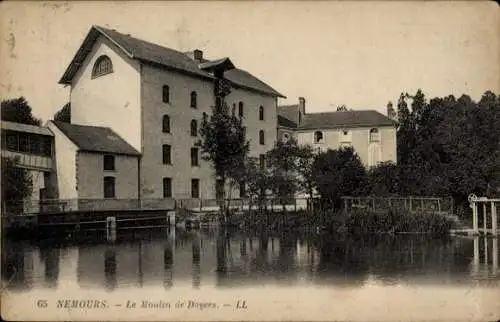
[47, 121, 140, 210]
[1, 121, 56, 213]
[278, 97, 397, 167]
[58, 25, 285, 200]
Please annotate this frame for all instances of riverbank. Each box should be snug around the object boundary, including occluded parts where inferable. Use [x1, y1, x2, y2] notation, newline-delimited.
[238, 209, 456, 236]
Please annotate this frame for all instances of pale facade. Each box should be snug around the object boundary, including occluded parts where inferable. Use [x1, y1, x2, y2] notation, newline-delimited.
[47, 121, 140, 206]
[59, 26, 284, 200]
[278, 98, 397, 168]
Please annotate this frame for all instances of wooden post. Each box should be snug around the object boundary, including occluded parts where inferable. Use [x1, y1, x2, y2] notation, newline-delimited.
[344, 198, 348, 214]
[483, 203, 487, 235]
[437, 199, 441, 214]
[421, 199, 424, 212]
[372, 198, 375, 211]
[472, 202, 479, 235]
[472, 237, 480, 276]
[492, 237, 498, 273]
[491, 201, 497, 236]
[409, 197, 412, 212]
[483, 236, 488, 264]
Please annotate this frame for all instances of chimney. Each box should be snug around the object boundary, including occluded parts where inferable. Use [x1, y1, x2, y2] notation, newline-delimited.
[193, 49, 203, 61]
[298, 97, 306, 113]
[386, 101, 396, 120]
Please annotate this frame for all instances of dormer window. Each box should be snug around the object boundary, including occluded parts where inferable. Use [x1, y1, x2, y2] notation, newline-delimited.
[314, 131, 324, 144]
[92, 55, 113, 78]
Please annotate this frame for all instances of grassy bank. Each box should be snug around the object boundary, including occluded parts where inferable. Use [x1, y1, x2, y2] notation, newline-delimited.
[238, 209, 454, 236]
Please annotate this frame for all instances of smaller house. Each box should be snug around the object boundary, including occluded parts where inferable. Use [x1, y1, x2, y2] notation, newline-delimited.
[1, 121, 56, 213]
[278, 97, 397, 168]
[47, 121, 141, 211]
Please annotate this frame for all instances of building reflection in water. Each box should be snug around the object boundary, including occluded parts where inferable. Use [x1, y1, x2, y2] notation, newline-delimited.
[104, 247, 117, 291]
[7, 228, 500, 292]
[41, 246, 60, 289]
[192, 232, 201, 288]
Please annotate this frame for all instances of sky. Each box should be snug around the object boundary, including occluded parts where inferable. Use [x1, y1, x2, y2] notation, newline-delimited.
[0, 1, 498, 122]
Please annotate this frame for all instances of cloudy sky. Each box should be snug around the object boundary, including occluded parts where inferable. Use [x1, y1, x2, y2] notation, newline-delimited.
[1, 1, 498, 122]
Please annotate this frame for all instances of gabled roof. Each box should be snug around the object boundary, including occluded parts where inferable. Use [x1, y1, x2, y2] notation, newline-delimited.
[278, 115, 297, 129]
[51, 121, 140, 156]
[299, 110, 395, 130]
[59, 25, 285, 98]
[1, 121, 54, 136]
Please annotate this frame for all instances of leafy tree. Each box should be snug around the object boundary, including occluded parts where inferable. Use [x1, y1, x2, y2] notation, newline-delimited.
[245, 157, 270, 210]
[295, 143, 316, 200]
[266, 138, 300, 208]
[1, 97, 41, 125]
[1, 157, 33, 212]
[368, 161, 400, 196]
[54, 102, 71, 123]
[197, 99, 249, 217]
[312, 147, 368, 209]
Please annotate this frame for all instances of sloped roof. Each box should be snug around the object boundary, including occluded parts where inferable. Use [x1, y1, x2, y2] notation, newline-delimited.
[1, 121, 54, 136]
[59, 26, 285, 98]
[52, 121, 140, 156]
[278, 115, 297, 128]
[299, 110, 395, 130]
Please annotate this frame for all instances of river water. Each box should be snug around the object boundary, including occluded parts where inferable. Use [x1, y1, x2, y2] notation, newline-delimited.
[2, 228, 499, 321]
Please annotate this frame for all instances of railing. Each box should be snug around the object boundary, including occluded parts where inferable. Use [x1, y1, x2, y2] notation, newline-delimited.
[2, 197, 321, 216]
[341, 196, 454, 214]
[1, 150, 52, 171]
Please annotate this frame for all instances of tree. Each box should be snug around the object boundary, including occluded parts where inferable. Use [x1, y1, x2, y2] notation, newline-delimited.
[266, 138, 300, 209]
[1, 97, 41, 125]
[312, 147, 368, 209]
[245, 157, 270, 210]
[54, 102, 71, 123]
[367, 161, 400, 196]
[197, 99, 249, 217]
[1, 157, 33, 213]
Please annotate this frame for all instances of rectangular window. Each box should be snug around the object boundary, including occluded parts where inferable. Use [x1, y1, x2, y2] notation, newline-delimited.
[42, 137, 52, 157]
[191, 147, 199, 166]
[259, 154, 266, 169]
[104, 176, 116, 198]
[18, 134, 29, 153]
[163, 144, 171, 164]
[191, 179, 200, 198]
[5, 131, 17, 151]
[103, 155, 115, 171]
[239, 181, 246, 198]
[163, 177, 172, 198]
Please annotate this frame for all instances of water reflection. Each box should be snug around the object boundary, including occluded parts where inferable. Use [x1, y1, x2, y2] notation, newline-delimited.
[2, 229, 499, 292]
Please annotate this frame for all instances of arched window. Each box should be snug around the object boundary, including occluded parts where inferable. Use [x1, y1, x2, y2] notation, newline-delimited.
[314, 131, 324, 144]
[162, 85, 170, 103]
[190, 119, 198, 137]
[259, 130, 265, 145]
[238, 102, 244, 118]
[369, 128, 380, 142]
[92, 55, 113, 78]
[259, 106, 264, 120]
[162, 115, 170, 133]
[190, 91, 197, 108]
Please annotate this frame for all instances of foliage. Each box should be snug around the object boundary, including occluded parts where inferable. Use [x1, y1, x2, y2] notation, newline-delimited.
[367, 161, 400, 196]
[54, 102, 71, 123]
[395, 90, 500, 210]
[312, 147, 368, 209]
[197, 99, 249, 212]
[1, 157, 33, 204]
[1, 97, 41, 125]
